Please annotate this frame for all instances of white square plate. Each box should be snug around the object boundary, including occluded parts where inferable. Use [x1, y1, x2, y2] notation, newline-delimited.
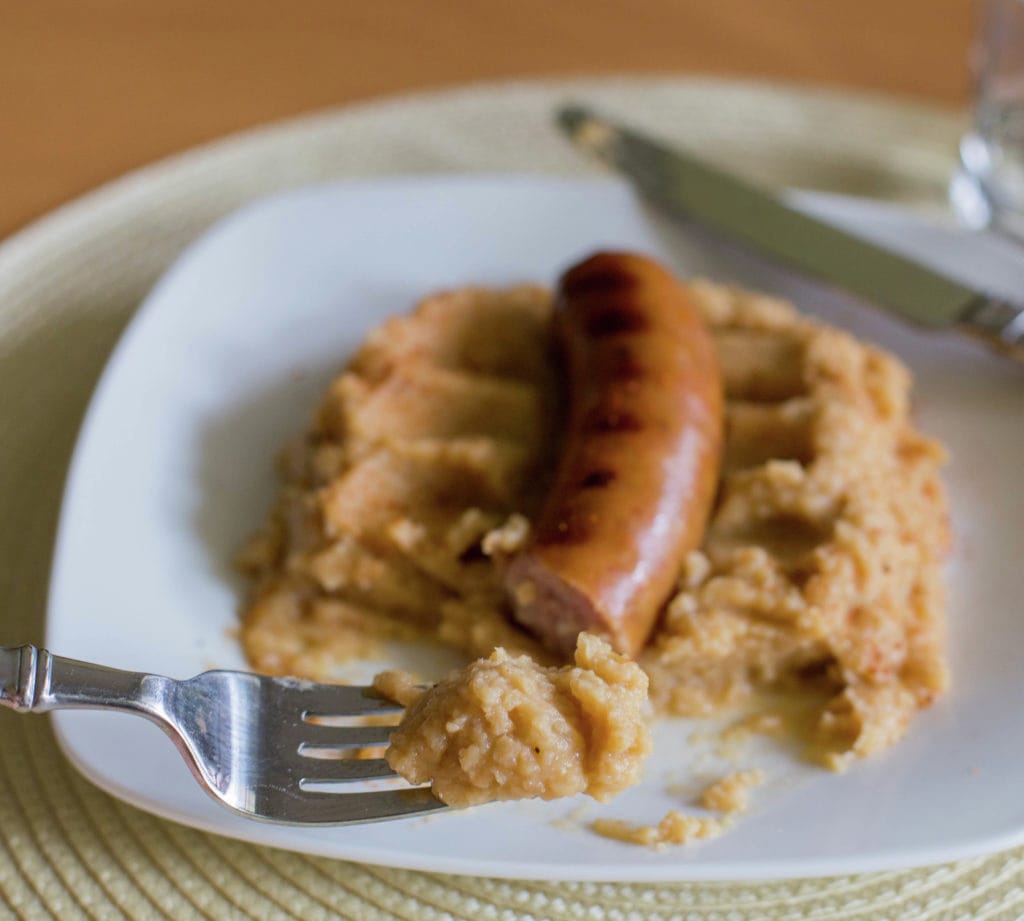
[47, 175, 1024, 881]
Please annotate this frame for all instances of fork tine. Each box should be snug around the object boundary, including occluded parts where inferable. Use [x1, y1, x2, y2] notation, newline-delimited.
[297, 757, 398, 784]
[292, 683, 405, 718]
[263, 787, 447, 825]
[298, 723, 396, 751]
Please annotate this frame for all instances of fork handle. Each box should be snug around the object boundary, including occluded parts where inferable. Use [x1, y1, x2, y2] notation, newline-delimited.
[1, 644, 170, 717]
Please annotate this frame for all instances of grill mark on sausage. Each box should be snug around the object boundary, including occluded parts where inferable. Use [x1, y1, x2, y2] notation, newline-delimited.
[584, 304, 650, 338]
[580, 469, 616, 489]
[562, 267, 640, 298]
[605, 346, 646, 381]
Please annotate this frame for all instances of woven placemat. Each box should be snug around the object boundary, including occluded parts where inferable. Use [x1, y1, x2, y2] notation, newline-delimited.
[3, 76, 1018, 921]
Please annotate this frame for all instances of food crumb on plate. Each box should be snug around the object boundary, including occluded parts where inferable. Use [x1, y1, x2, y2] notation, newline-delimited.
[592, 811, 729, 849]
[549, 802, 595, 832]
[699, 768, 765, 814]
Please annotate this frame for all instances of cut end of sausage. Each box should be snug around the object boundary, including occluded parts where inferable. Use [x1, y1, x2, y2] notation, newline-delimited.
[505, 552, 622, 660]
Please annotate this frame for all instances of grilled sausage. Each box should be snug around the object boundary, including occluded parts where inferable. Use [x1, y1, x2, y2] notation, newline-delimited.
[505, 251, 724, 658]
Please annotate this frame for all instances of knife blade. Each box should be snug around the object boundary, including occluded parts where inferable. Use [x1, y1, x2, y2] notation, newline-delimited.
[557, 104, 1024, 363]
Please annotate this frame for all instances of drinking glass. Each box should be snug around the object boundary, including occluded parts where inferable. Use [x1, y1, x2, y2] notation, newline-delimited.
[950, 0, 1024, 238]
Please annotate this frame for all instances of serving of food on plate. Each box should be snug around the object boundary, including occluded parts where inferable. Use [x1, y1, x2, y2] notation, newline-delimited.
[236, 244, 950, 843]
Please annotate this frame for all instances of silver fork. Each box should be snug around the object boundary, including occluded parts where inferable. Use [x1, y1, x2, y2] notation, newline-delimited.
[0, 644, 446, 824]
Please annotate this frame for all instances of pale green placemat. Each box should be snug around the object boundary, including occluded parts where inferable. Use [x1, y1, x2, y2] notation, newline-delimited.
[2, 76, 1017, 920]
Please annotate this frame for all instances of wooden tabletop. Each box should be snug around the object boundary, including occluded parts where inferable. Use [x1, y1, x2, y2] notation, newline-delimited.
[2, 0, 971, 239]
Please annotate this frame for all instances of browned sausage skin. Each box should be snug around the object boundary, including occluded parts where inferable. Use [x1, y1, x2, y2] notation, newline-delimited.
[505, 251, 724, 659]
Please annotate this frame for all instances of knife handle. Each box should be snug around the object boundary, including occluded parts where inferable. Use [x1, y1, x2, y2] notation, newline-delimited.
[960, 296, 1024, 363]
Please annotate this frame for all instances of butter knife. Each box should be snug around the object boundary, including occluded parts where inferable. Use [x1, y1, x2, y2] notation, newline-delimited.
[557, 105, 1024, 363]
